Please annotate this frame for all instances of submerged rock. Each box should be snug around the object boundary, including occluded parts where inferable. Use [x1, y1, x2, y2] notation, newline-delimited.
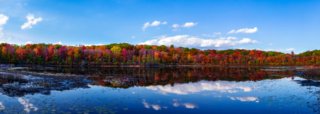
[0, 70, 92, 97]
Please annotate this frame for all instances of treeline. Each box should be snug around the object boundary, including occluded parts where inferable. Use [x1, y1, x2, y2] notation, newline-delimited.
[0, 43, 319, 66]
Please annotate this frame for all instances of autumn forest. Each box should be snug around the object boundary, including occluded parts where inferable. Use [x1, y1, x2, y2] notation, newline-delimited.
[0, 43, 319, 66]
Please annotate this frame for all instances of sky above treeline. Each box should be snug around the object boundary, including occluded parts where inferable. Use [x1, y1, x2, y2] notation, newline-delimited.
[0, 0, 319, 53]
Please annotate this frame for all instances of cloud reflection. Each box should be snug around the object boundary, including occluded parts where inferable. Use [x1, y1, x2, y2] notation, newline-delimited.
[172, 99, 197, 109]
[146, 80, 252, 95]
[142, 100, 163, 111]
[230, 96, 259, 102]
[0, 102, 5, 110]
[18, 98, 38, 113]
[184, 103, 196, 109]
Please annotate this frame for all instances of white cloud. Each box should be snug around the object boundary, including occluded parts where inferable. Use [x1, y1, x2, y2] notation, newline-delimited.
[146, 80, 252, 95]
[171, 22, 197, 30]
[202, 32, 222, 38]
[182, 22, 197, 28]
[238, 38, 257, 44]
[21, 14, 43, 30]
[18, 98, 38, 113]
[0, 14, 35, 43]
[228, 27, 258, 34]
[139, 35, 257, 49]
[25, 41, 33, 44]
[142, 20, 167, 31]
[230, 96, 259, 102]
[172, 24, 179, 29]
[0, 14, 9, 37]
[286, 48, 295, 51]
[54, 41, 62, 45]
[263, 48, 297, 53]
[0, 14, 9, 26]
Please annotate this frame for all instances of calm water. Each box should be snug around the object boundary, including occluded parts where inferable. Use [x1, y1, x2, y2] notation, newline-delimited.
[0, 66, 320, 114]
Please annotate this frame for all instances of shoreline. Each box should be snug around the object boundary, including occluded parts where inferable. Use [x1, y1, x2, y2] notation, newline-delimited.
[1, 64, 320, 69]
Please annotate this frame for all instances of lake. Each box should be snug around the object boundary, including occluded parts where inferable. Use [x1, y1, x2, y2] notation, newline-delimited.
[0, 66, 319, 114]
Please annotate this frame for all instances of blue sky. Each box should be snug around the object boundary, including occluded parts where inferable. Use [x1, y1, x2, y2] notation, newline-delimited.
[0, 0, 319, 53]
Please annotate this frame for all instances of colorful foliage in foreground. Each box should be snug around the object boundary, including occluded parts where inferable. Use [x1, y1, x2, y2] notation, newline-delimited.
[0, 43, 318, 66]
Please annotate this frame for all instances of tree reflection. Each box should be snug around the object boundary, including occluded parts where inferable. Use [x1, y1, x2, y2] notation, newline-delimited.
[0, 66, 316, 97]
[87, 67, 295, 88]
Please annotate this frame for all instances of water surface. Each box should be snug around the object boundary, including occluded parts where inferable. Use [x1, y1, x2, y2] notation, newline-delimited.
[0, 67, 319, 114]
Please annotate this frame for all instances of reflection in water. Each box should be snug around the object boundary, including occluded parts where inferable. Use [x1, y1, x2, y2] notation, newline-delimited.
[146, 80, 252, 95]
[173, 99, 197, 109]
[183, 103, 196, 109]
[87, 67, 295, 88]
[18, 98, 38, 113]
[294, 77, 320, 113]
[142, 100, 164, 111]
[295, 80, 320, 87]
[0, 67, 294, 97]
[229, 96, 259, 102]
[0, 67, 319, 113]
[142, 99, 197, 111]
[0, 102, 4, 110]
